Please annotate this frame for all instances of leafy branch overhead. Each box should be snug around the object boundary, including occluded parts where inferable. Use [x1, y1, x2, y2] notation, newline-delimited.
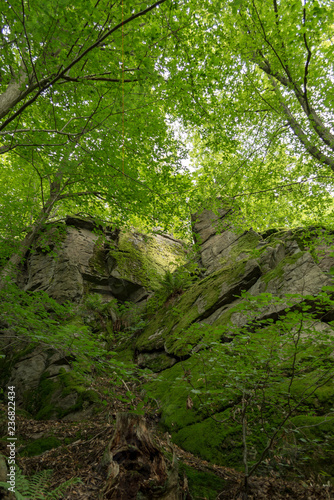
[1, 2, 334, 279]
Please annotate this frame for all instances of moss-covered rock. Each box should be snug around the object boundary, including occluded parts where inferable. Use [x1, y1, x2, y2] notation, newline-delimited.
[144, 315, 334, 476]
[136, 351, 177, 372]
[108, 231, 187, 295]
[179, 463, 227, 499]
[24, 368, 101, 420]
[284, 415, 334, 480]
[136, 259, 261, 357]
[192, 208, 262, 274]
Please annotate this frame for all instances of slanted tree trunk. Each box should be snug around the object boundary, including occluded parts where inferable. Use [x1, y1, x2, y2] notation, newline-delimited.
[0, 190, 60, 291]
[100, 412, 187, 500]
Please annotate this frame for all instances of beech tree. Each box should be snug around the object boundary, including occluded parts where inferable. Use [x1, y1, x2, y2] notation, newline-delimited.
[1, 0, 334, 285]
[0, 0, 191, 286]
[164, 0, 334, 227]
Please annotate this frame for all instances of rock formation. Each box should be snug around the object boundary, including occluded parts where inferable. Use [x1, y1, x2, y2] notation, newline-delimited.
[20, 215, 186, 304]
[1, 208, 334, 488]
[0, 216, 187, 419]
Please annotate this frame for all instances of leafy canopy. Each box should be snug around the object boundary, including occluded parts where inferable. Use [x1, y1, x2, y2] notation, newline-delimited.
[0, 0, 191, 249]
[1, 0, 334, 251]
[164, 0, 334, 228]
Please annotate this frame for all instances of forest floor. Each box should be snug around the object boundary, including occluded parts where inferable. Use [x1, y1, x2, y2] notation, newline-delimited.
[1, 377, 334, 500]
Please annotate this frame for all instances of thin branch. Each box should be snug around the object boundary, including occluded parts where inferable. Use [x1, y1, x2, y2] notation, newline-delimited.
[302, 3, 312, 116]
[230, 177, 329, 199]
[0, 0, 167, 132]
[21, 0, 40, 88]
[0, 128, 89, 137]
[258, 61, 334, 153]
[61, 76, 138, 83]
[270, 78, 334, 170]
[251, 0, 295, 88]
[58, 190, 104, 200]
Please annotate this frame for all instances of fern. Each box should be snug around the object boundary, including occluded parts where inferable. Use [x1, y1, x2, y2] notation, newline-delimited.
[0, 461, 81, 499]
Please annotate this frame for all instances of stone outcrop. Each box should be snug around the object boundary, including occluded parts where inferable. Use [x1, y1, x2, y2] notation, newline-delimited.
[2, 208, 334, 481]
[20, 216, 186, 304]
[136, 210, 334, 362]
[0, 216, 187, 420]
[0, 334, 100, 420]
[107, 231, 185, 302]
[133, 209, 334, 478]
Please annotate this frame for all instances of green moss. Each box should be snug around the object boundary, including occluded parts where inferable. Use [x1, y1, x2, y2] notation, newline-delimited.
[89, 236, 107, 275]
[110, 232, 186, 291]
[145, 357, 211, 431]
[21, 436, 62, 457]
[136, 260, 248, 357]
[137, 352, 176, 372]
[0, 343, 37, 386]
[23, 368, 101, 420]
[220, 230, 261, 267]
[265, 229, 291, 244]
[144, 318, 334, 475]
[113, 344, 136, 363]
[262, 251, 304, 286]
[56, 369, 101, 417]
[179, 463, 226, 499]
[289, 415, 334, 441]
[174, 413, 244, 468]
[24, 372, 58, 419]
[277, 371, 334, 412]
[280, 415, 334, 481]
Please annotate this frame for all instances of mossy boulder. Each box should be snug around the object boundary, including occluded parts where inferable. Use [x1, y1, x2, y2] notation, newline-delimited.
[107, 231, 187, 301]
[136, 351, 177, 372]
[24, 368, 101, 420]
[144, 312, 334, 477]
[136, 259, 261, 358]
[0, 337, 102, 420]
[179, 462, 227, 499]
[192, 208, 262, 274]
[284, 415, 334, 480]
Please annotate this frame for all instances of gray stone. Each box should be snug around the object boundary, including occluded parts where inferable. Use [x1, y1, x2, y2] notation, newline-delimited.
[24, 225, 102, 302]
[191, 207, 232, 245]
[191, 209, 261, 274]
[20, 219, 186, 305]
[137, 351, 177, 371]
[229, 252, 333, 330]
[259, 243, 285, 273]
[8, 349, 48, 401]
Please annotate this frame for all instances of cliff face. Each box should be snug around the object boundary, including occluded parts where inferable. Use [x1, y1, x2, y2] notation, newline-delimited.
[19, 215, 186, 304]
[1, 210, 334, 486]
[0, 216, 187, 420]
[135, 209, 334, 479]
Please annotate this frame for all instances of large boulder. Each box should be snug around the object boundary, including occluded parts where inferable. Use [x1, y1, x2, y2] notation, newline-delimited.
[20, 217, 187, 305]
[0, 334, 100, 420]
[107, 231, 186, 302]
[22, 217, 116, 303]
[2, 218, 188, 419]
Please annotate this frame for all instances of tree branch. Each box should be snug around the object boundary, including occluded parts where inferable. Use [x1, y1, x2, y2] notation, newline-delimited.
[258, 61, 334, 153]
[302, 4, 312, 116]
[0, 0, 167, 131]
[58, 190, 104, 200]
[270, 78, 334, 170]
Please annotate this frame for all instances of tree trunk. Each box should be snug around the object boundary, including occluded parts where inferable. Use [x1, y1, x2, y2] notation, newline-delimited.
[100, 412, 187, 500]
[0, 192, 59, 291]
